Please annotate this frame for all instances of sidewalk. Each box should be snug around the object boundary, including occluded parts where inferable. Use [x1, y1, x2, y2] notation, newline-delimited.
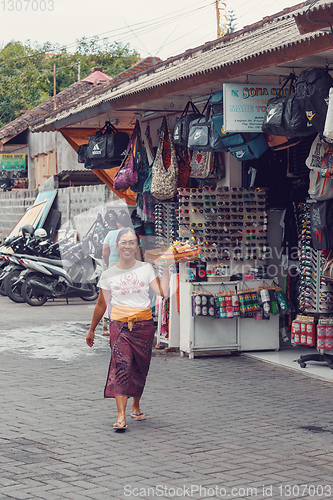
[1, 314, 333, 500]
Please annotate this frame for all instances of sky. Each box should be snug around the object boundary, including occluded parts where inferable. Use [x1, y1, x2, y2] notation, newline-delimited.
[0, 0, 297, 60]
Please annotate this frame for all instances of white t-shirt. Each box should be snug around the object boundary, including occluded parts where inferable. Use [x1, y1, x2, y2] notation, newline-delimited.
[98, 261, 158, 308]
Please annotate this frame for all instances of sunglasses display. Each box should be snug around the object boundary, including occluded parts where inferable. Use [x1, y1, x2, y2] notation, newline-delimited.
[176, 186, 269, 264]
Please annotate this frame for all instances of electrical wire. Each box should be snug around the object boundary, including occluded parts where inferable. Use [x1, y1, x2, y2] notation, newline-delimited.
[305, 0, 333, 36]
[0, 0, 214, 69]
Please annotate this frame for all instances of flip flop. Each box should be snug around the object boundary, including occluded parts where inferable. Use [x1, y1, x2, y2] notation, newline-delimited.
[113, 420, 127, 431]
[131, 412, 146, 421]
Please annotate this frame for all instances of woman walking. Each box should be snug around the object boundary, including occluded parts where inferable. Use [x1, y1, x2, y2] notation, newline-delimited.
[86, 227, 169, 431]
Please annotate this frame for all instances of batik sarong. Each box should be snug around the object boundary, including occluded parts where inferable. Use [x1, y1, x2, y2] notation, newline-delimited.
[104, 318, 155, 398]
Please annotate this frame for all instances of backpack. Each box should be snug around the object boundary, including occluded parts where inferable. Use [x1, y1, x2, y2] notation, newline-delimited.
[173, 101, 203, 147]
[310, 199, 333, 250]
[295, 68, 333, 136]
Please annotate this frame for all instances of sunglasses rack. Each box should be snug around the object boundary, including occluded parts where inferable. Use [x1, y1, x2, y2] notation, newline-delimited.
[177, 186, 269, 269]
[153, 201, 179, 248]
[296, 203, 333, 314]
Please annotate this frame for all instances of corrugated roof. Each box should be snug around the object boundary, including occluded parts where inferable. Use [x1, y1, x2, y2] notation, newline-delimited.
[30, 0, 333, 132]
[1, 57, 162, 140]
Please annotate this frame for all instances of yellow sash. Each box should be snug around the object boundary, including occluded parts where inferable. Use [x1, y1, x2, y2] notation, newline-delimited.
[111, 305, 152, 331]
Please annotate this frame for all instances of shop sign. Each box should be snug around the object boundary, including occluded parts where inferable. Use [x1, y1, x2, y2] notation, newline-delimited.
[0, 153, 26, 170]
[223, 83, 287, 132]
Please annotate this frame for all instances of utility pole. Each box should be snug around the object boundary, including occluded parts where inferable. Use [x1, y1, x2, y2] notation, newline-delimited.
[78, 59, 81, 81]
[53, 64, 57, 110]
[215, 0, 228, 38]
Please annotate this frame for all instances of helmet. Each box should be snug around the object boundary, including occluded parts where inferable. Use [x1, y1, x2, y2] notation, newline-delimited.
[21, 225, 35, 237]
[34, 228, 48, 240]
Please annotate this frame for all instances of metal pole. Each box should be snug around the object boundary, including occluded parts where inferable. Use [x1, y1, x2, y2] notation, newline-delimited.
[78, 59, 81, 81]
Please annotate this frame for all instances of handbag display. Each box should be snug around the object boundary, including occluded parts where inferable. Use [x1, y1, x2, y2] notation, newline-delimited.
[150, 117, 179, 200]
[190, 150, 212, 178]
[262, 73, 313, 137]
[228, 134, 269, 161]
[173, 101, 203, 148]
[113, 123, 139, 191]
[308, 170, 333, 201]
[130, 122, 150, 193]
[187, 100, 229, 152]
[175, 146, 191, 188]
[295, 68, 333, 135]
[306, 135, 333, 172]
[310, 199, 333, 249]
[86, 121, 129, 170]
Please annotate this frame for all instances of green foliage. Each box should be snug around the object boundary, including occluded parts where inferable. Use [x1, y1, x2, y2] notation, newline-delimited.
[0, 39, 140, 127]
[226, 10, 237, 34]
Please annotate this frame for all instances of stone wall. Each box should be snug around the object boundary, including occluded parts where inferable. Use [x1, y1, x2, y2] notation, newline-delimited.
[0, 184, 125, 242]
[0, 189, 37, 241]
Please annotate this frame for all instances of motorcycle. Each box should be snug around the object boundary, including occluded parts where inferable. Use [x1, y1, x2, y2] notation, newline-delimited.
[0, 227, 61, 302]
[19, 236, 103, 306]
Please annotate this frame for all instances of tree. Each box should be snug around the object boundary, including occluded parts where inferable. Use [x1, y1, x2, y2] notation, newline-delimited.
[226, 10, 237, 34]
[0, 39, 140, 127]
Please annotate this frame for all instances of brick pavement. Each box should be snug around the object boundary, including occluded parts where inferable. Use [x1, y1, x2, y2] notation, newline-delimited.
[0, 318, 333, 499]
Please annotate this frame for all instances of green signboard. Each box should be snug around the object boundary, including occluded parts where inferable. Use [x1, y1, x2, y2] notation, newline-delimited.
[0, 153, 26, 170]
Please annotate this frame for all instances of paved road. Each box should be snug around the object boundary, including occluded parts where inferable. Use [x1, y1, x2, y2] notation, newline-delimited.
[0, 296, 333, 499]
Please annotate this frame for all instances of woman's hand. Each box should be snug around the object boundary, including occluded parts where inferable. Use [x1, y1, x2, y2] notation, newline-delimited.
[86, 328, 95, 347]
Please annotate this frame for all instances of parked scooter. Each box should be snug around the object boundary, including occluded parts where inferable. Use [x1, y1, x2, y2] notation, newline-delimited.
[0, 226, 61, 302]
[0, 227, 36, 296]
[4, 229, 61, 303]
[19, 236, 103, 306]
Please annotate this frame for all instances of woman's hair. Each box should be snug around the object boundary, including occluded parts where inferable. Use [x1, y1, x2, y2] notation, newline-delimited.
[104, 209, 118, 230]
[116, 227, 138, 245]
[117, 210, 132, 228]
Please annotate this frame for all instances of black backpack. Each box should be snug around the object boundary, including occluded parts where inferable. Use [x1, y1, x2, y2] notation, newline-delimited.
[310, 199, 333, 250]
[86, 121, 129, 170]
[295, 68, 333, 136]
[173, 101, 203, 148]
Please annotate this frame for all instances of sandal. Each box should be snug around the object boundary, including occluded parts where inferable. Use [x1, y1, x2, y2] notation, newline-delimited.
[131, 412, 146, 421]
[113, 420, 127, 431]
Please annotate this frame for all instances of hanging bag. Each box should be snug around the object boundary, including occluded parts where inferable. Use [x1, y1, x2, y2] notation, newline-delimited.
[295, 68, 333, 136]
[150, 117, 179, 200]
[175, 146, 191, 188]
[262, 73, 312, 137]
[113, 123, 139, 191]
[190, 150, 212, 178]
[322, 251, 333, 281]
[188, 100, 229, 152]
[130, 122, 150, 193]
[310, 198, 333, 249]
[86, 121, 129, 169]
[173, 101, 203, 147]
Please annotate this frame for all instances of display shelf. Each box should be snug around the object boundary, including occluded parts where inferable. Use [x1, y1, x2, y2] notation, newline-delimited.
[179, 271, 279, 359]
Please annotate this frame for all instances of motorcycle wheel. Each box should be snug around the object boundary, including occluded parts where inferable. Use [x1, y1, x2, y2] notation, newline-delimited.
[0, 278, 6, 296]
[0, 264, 8, 296]
[22, 276, 48, 306]
[4, 269, 25, 303]
[81, 284, 99, 301]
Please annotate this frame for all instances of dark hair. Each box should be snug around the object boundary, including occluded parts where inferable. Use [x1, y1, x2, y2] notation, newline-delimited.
[104, 209, 118, 230]
[117, 210, 132, 228]
[116, 227, 138, 245]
